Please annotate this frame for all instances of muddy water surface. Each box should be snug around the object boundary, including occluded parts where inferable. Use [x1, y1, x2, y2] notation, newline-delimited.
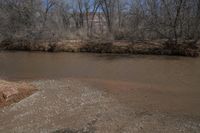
[0, 51, 200, 115]
[0, 51, 200, 87]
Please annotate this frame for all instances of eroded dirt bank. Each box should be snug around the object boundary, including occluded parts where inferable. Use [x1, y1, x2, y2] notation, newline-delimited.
[0, 80, 37, 107]
[0, 79, 200, 133]
[1, 39, 199, 57]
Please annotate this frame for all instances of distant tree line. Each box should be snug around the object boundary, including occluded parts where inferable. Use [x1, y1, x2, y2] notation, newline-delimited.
[0, 0, 200, 45]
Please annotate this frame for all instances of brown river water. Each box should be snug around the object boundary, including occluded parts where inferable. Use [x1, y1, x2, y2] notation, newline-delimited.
[0, 51, 200, 115]
[0, 51, 200, 88]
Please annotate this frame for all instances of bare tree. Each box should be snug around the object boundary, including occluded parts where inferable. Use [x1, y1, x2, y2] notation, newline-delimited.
[0, 0, 199, 45]
[100, 0, 115, 32]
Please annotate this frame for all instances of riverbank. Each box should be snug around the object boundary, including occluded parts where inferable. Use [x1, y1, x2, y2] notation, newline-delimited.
[0, 80, 37, 107]
[0, 79, 200, 132]
[0, 39, 199, 57]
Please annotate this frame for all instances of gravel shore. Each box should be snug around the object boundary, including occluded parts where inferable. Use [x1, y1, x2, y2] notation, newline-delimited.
[0, 79, 200, 133]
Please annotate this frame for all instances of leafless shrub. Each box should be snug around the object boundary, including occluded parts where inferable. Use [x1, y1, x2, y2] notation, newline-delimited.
[0, 0, 199, 49]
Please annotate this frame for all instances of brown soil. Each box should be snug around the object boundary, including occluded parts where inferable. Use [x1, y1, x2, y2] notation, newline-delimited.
[0, 80, 37, 107]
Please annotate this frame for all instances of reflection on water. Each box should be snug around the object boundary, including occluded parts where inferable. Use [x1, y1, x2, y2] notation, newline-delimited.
[0, 51, 200, 90]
